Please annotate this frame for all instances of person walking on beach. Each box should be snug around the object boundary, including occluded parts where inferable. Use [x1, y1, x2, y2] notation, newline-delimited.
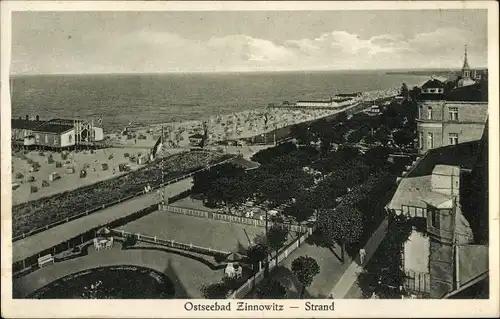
[359, 248, 366, 264]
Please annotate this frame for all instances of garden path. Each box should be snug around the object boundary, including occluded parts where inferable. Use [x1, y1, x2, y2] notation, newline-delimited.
[328, 217, 389, 298]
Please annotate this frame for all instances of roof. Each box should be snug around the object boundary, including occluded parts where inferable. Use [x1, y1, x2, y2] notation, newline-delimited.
[33, 123, 74, 134]
[446, 82, 487, 102]
[387, 141, 481, 211]
[422, 78, 445, 88]
[458, 245, 488, 287]
[189, 133, 204, 139]
[386, 175, 434, 210]
[407, 141, 481, 178]
[11, 119, 46, 130]
[297, 99, 333, 104]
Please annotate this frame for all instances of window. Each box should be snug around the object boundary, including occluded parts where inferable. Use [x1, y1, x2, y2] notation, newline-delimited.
[431, 209, 440, 229]
[45, 135, 48, 143]
[427, 132, 434, 149]
[449, 133, 459, 145]
[68, 134, 73, 143]
[419, 106, 422, 118]
[449, 107, 459, 121]
[419, 131, 424, 149]
[427, 107, 433, 120]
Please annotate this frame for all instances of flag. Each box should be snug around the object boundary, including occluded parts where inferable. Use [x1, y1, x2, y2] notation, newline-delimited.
[97, 116, 103, 126]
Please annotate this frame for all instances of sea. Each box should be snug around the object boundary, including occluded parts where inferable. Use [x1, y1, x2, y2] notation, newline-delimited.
[10, 71, 427, 131]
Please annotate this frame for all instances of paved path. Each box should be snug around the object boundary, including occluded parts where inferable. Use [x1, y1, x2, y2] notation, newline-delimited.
[14, 242, 222, 298]
[13, 178, 193, 263]
[329, 218, 389, 298]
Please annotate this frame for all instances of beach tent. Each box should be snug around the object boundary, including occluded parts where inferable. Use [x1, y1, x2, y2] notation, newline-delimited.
[49, 172, 60, 182]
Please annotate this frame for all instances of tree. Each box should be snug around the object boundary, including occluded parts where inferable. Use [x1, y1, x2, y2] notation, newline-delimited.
[255, 279, 287, 299]
[291, 256, 320, 298]
[357, 213, 412, 299]
[258, 174, 302, 208]
[267, 224, 288, 267]
[201, 282, 228, 299]
[246, 243, 268, 274]
[347, 128, 364, 144]
[400, 82, 409, 99]
[318, 206, 363, 263]
[373, 126, 392, 146]
[206, 175, 250, 213]
[392, 129, 414, 149]
[363, 146, 390, 170]
[283, 198, 315, 223]
[191, 163, 245, 199]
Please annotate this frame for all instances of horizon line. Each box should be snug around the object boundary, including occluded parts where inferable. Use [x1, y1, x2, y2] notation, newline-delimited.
[10, 67, 488, 77]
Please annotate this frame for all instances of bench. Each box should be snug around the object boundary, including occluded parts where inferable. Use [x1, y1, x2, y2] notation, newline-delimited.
[38, 254, 55, 268]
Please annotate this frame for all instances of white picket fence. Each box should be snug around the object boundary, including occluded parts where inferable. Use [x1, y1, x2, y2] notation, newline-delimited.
[161, 205, 311, 233]
[226, 225, 315, 299]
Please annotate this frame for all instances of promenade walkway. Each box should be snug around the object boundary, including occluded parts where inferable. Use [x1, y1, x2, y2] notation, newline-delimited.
[13, 242, 222, 298]
[329, 218, 389, 298]
[13, 178, 193, 263]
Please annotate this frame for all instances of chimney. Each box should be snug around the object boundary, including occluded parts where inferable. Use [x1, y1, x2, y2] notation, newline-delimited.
[26, 114, 29, 121]
[36, 115, 40, 121]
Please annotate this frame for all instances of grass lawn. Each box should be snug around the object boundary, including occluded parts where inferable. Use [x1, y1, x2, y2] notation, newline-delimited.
[117, 210, 269, 253]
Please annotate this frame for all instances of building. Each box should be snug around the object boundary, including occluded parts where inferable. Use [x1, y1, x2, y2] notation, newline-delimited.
[386, 123, 489, 298]
[188, 133, 205, 147]
[420, 78, 445, 98]
[416, 47, 488, 155]
[296, 98, 339, 108]
[11, 117, 104, 150]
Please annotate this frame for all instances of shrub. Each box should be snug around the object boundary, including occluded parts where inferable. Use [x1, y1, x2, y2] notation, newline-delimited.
[42, 180, 50, 187]
[61, 152, 68, 160]
[55, 161, 62, 168]
[15, 172, 24, 179]
[101, 163, 109, 171]
[39, 152, 45, 156]
[30, 185, 38, 193]
[124, 153, 130, 158]
[28, 176, 35, 182]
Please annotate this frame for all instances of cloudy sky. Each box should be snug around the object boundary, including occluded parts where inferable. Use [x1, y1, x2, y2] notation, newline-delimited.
[11, 10, 488, 74]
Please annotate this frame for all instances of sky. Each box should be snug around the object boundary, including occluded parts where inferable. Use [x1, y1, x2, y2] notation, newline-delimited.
[11, 10, 488, 74]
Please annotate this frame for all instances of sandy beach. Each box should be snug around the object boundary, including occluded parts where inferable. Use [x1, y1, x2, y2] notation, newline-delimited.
[11, 147, 152, 205]
[11, 88, 397, 206]
[108, 88, 398, 149]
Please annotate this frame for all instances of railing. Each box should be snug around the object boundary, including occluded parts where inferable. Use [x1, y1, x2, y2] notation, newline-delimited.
[161, 205, 311, 233]
[13, 154, 236, 242]
[110, 229, 231, 257]
[227, 225, 316, 299]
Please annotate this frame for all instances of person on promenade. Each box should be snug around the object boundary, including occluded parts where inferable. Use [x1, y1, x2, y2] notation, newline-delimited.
[359, 248, 366, 264]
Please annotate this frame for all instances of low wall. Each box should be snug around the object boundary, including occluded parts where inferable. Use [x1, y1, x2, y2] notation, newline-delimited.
[227, 225, 316, 299]
[161, 205, 311, 233]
